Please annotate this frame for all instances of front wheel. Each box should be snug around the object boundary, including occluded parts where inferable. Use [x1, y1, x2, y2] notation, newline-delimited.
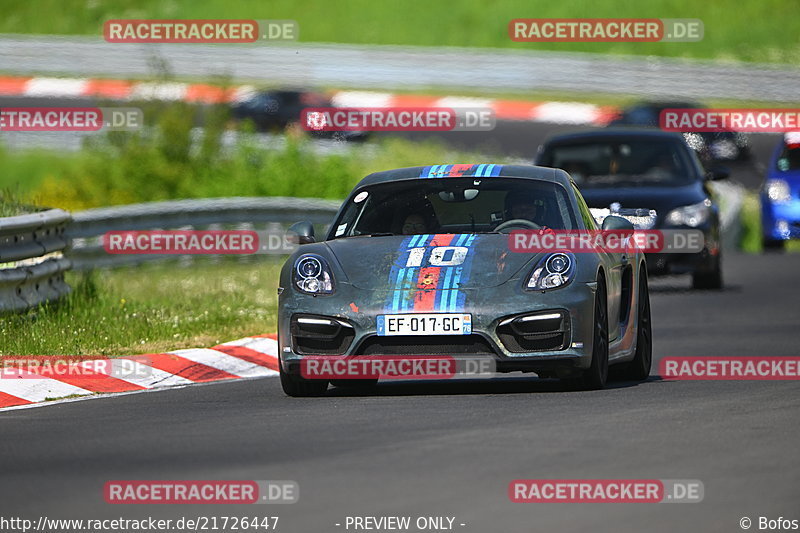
[620, 269, 652, 381]
[279, 362, 328, 397]
[565, 277, 609, 390]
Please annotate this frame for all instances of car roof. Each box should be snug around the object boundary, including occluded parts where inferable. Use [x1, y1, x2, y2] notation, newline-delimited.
[543, 128, 688, 145]
[354, 164, 572, 188]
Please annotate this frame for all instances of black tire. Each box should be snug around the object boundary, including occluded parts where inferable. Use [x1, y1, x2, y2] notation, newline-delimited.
[279, 362, 328, 397]
[572, 277, 609, 390]
[762, 238, 785, 252]
[620, 269, 652, 381]
[330, 379, 379, 388]
[692, 255, 723, 290]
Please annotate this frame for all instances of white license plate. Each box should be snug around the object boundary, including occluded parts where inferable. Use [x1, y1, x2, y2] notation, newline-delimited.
[377, 314, 472, 336]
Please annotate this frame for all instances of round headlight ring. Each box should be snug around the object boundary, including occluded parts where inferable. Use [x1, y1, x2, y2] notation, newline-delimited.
[297, 256, 323, 279]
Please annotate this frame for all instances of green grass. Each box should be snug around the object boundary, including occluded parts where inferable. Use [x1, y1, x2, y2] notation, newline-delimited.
[0, 101, 493, 211]
[0, 187, 33, 217]
[0, 259, 283, 357]
[1, 0, 799, 64]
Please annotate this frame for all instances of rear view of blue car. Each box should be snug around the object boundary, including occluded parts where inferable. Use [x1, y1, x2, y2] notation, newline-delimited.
[761, 132, 800, 250]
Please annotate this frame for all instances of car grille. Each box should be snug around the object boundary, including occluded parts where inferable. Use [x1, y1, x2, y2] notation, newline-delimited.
[497, 311, 570, 353]
[355, 335, 496, 356]
[291, 315, 355, 355]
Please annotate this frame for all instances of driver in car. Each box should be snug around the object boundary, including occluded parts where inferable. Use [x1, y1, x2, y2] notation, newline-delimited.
[508, 197, 539, 222]
[500, 194, 549, 230]
[401, 213, 429, 235]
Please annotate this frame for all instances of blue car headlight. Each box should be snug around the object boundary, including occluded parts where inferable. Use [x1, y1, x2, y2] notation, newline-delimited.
[665, 199, 712, 227]
[293, 254, 334, 294]
[525, 252, 576, 291]
[765, 179, 791, 204]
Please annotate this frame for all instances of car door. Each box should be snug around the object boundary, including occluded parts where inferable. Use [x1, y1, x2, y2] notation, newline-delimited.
[573, 185, 624, 342]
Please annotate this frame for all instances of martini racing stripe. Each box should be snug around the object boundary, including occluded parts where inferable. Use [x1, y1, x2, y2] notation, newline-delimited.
[434, 233, 478, 312]
[386, 234, 432, 313]
[419, 164, 504, 178]
[384, 234, 480, 314]
[413, 234, 457, 312]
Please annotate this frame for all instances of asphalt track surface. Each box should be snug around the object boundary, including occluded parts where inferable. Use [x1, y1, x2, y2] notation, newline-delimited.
[1, 94, 796, 532]
[2, 252, 799, 533]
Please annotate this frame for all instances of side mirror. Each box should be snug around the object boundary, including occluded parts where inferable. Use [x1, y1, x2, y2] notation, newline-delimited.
[706, 165, 730, 181]
[602, 215, 635, 231]
[287, 221, 315, 245]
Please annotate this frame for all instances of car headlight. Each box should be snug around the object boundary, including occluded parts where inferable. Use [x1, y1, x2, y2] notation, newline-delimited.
[765, 179, 791, 204]
[293, 254, 334, 294]
[682, 132, 706, 152]
[665, 199, 712, 227]
[525, 252, 576, 291]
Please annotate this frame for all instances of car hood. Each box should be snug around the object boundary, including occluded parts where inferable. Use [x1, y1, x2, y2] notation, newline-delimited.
[325, 234, 536, 291]
[579, 183, 706, 214]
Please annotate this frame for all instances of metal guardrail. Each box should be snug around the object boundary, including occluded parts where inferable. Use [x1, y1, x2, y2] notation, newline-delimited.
[1, 35, 798, 102]
[66, 197, 341, 270]
[0, 186, 745, 312]
[0, 208, 72, 313]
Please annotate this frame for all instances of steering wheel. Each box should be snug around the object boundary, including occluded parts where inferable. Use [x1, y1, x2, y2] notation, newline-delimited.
[494, 219, 541, 233]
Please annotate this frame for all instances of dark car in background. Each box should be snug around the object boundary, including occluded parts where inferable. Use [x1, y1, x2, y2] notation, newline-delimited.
[608, 100, 750, 162]
[536, 129, 729, 289]
[231, 88, 368, 141]
[761, 132, 800, 250]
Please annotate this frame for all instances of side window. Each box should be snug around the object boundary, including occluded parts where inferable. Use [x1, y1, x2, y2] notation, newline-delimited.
[572, 185, 598, 230]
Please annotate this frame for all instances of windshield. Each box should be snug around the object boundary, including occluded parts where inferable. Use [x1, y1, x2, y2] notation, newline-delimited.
[329, 177, 579, 238]
[539, 138, 695, 186]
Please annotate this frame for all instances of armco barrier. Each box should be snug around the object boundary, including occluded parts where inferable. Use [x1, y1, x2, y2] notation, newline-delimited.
[66, 197, 341, 270]
[0, 208, 72, 312]
[0, 185, 745, 312]
[1, 36, 798, 102]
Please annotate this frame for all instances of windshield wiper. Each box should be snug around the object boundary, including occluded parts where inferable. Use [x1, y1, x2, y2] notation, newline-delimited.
[362, 232, 395, 237]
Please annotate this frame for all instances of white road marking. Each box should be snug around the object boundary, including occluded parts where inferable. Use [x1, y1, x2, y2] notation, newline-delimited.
[0, 374, 93, 402]
[171, 348, 278, 378]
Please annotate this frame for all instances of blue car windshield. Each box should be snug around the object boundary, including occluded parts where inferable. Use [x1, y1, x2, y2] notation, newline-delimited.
[330, 178, 579, 238]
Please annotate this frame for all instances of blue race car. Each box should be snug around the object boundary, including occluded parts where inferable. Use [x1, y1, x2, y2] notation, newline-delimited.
[761, 132, 800, 250]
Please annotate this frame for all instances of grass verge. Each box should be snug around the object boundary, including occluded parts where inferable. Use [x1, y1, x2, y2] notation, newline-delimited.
[0, 102, 489, 211]
[0, 187, 34, 217]
[0, 259, 283, 357]
[1, 0, 799, 65]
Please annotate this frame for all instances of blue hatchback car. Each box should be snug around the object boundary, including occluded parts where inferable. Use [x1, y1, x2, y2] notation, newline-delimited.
[761, 133, 800, 250]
